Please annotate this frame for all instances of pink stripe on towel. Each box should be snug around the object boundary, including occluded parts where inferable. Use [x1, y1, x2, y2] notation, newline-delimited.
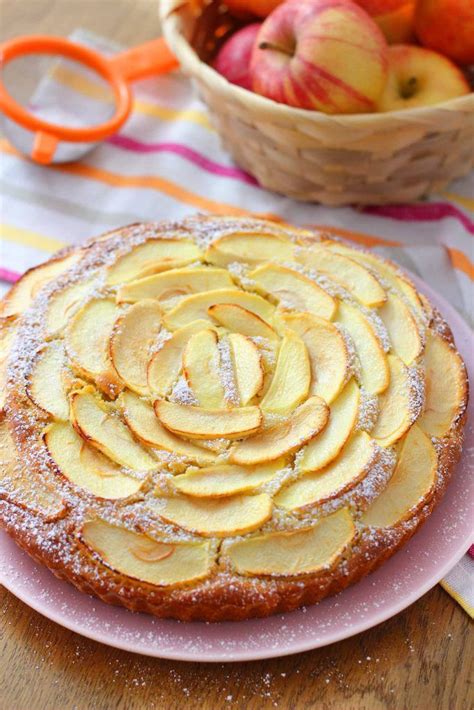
[363, 203, 474, 235]
[0, 267, 20, 283]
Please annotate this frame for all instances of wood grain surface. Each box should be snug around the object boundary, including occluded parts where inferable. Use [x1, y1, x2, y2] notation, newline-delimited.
[0, 2, 472, 708]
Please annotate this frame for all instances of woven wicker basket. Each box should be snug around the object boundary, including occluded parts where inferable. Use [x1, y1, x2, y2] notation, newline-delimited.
[160, 0, 474, 206]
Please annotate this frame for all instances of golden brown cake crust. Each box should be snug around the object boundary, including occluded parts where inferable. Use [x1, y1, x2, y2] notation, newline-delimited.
[0, 216, 468, 622]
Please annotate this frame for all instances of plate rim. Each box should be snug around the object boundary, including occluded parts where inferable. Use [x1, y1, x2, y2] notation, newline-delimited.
[1, 272, 473, 662]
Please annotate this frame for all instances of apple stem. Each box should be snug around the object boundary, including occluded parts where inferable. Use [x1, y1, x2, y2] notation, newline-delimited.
[258, 41, 294, 57]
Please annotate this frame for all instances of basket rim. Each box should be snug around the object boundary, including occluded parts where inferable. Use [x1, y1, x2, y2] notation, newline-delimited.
[160, 0, 474, 127]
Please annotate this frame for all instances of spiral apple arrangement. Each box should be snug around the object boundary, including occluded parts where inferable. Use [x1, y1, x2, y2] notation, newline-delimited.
[213, 0, 473, 114]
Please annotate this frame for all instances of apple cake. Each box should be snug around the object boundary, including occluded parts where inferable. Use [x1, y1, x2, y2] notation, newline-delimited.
[0, 215, 468, 622]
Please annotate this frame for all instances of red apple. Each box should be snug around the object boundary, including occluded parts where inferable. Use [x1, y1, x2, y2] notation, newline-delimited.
[212, 24, 261, 90]
[354, 0, 416, 43]
[224, 0, 283, 19]
[376, 45, 470, 111]
[250, 0, 388, 114]
[415, 0, 474, 65]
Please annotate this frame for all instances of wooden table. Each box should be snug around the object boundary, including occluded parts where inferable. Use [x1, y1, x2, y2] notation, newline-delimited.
[0, 2, 471, 708]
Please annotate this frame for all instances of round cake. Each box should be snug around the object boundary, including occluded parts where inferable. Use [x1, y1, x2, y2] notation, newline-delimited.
[0, 216, 468, 622]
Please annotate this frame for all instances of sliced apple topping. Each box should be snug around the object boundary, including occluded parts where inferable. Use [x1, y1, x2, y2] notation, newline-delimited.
[418, 332, 467, 437]
[249, 264, 336, 320]
[205, 232, 295, 267]
[276, 432, 375, 510]
[172, 461, 283, 498]
[45, 278, 96, 337]
[336, 301, 389, 395]
[44, 422, 142, 499]
[0, 317, 18, 411]
[378, 291, 423, 365]
[231, 396, 329, 465]
[1, 252, 82, 317]
[182, 329, 227, 408]
[209, 303, 278, 342]
[155, 400, 262, 440]
[81, 518, 213, 586]
[226, 508, 355, 576]
[228, 333, 264, 405]
[116, 267, 235, 304]
[371, 355, 418, 447]
[109, 300, 162, 396]
[260, 332, 310, 414]
[298, 246, 386, 307]
[27, 341, 69, 420]
[155, 493, 272, 537]
[70, 388, 156, 470]
[66, 298, 123, 397]
[362, 425, 436, 528]
[106, 238, 202, 285]
[121, 390, 214, 463]
[164, 289, 275, 330]
[0, 417, 65, 519]
[147, 319, 209, 397]
[300, 379, 360, 473]
[281, 313, 350, 404]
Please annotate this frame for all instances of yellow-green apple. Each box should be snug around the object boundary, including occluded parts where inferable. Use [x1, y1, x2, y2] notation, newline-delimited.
[415, 0, 474, 65]
[376, 45, 470, 111]
[225, 0, 283, 19]
[354, 0, 416, 43]
[250, 0, 389, 114]
[213, 24, 261, 90]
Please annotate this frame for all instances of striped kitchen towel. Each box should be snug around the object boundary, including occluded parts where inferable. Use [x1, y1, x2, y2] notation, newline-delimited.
[0, 29, 472, 615]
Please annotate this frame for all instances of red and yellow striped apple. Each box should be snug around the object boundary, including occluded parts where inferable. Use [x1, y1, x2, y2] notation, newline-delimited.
[250, 0, 389, 114]
[376, 45, 470, 112]
[415, 0, 474, 66]
[354, 0, 416, 43]
[213, 24, 261, 90]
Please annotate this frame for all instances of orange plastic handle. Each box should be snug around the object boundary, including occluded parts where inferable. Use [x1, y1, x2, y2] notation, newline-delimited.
[110, 37, 179, 82]
[32, 131, 59, 164]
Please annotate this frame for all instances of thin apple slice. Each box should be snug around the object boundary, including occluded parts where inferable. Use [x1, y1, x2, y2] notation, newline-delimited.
[249, 264, 336, 320]
[418, 332, 467, 437]
[205, 232, 295, 267]
[44, 422, 142, 499]
[65, 298, 123, 397]
[297, 246, 386, 307]
[300, 379, 360, 473]
[27, 341, 69, 420]
[226, 508, 355, 576]
[336, 301, 389, 395]
[1, 252, 82, 317]
[109, 299, 162, 396]
[0, 417, 65, 519]
[45, 278, 96, 338]
[378, 291, 423, 365]
[281, 312, 350, 404]
[172, 461, 283, 497]
[276, 432, 375, 510]
[362, 425, 436, 527]
[228, 333, 264, 405]
[231, 396, 329, 465]
[164, 289, 275, 330]
[327, 242, 426, 323]
[81, 518, 213, 586]
[260, 332, 310, 414]
[155, 493, 272, 537]
[147, 319, 209, 397]
[155, 400, 262, 440]
[106, 238, 202, 285]
[116, 267, 235, 304]
[121, 390, 214, 463]
[182, 329, 227, 408]
[0, 317, 18, 411]
[371, 355, 418, 447]
[209, 303, 278, 342]
[70, 388, 156, 470]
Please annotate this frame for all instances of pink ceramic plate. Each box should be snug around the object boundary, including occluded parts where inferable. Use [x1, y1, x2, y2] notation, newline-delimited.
[1, 276, 472, 662]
